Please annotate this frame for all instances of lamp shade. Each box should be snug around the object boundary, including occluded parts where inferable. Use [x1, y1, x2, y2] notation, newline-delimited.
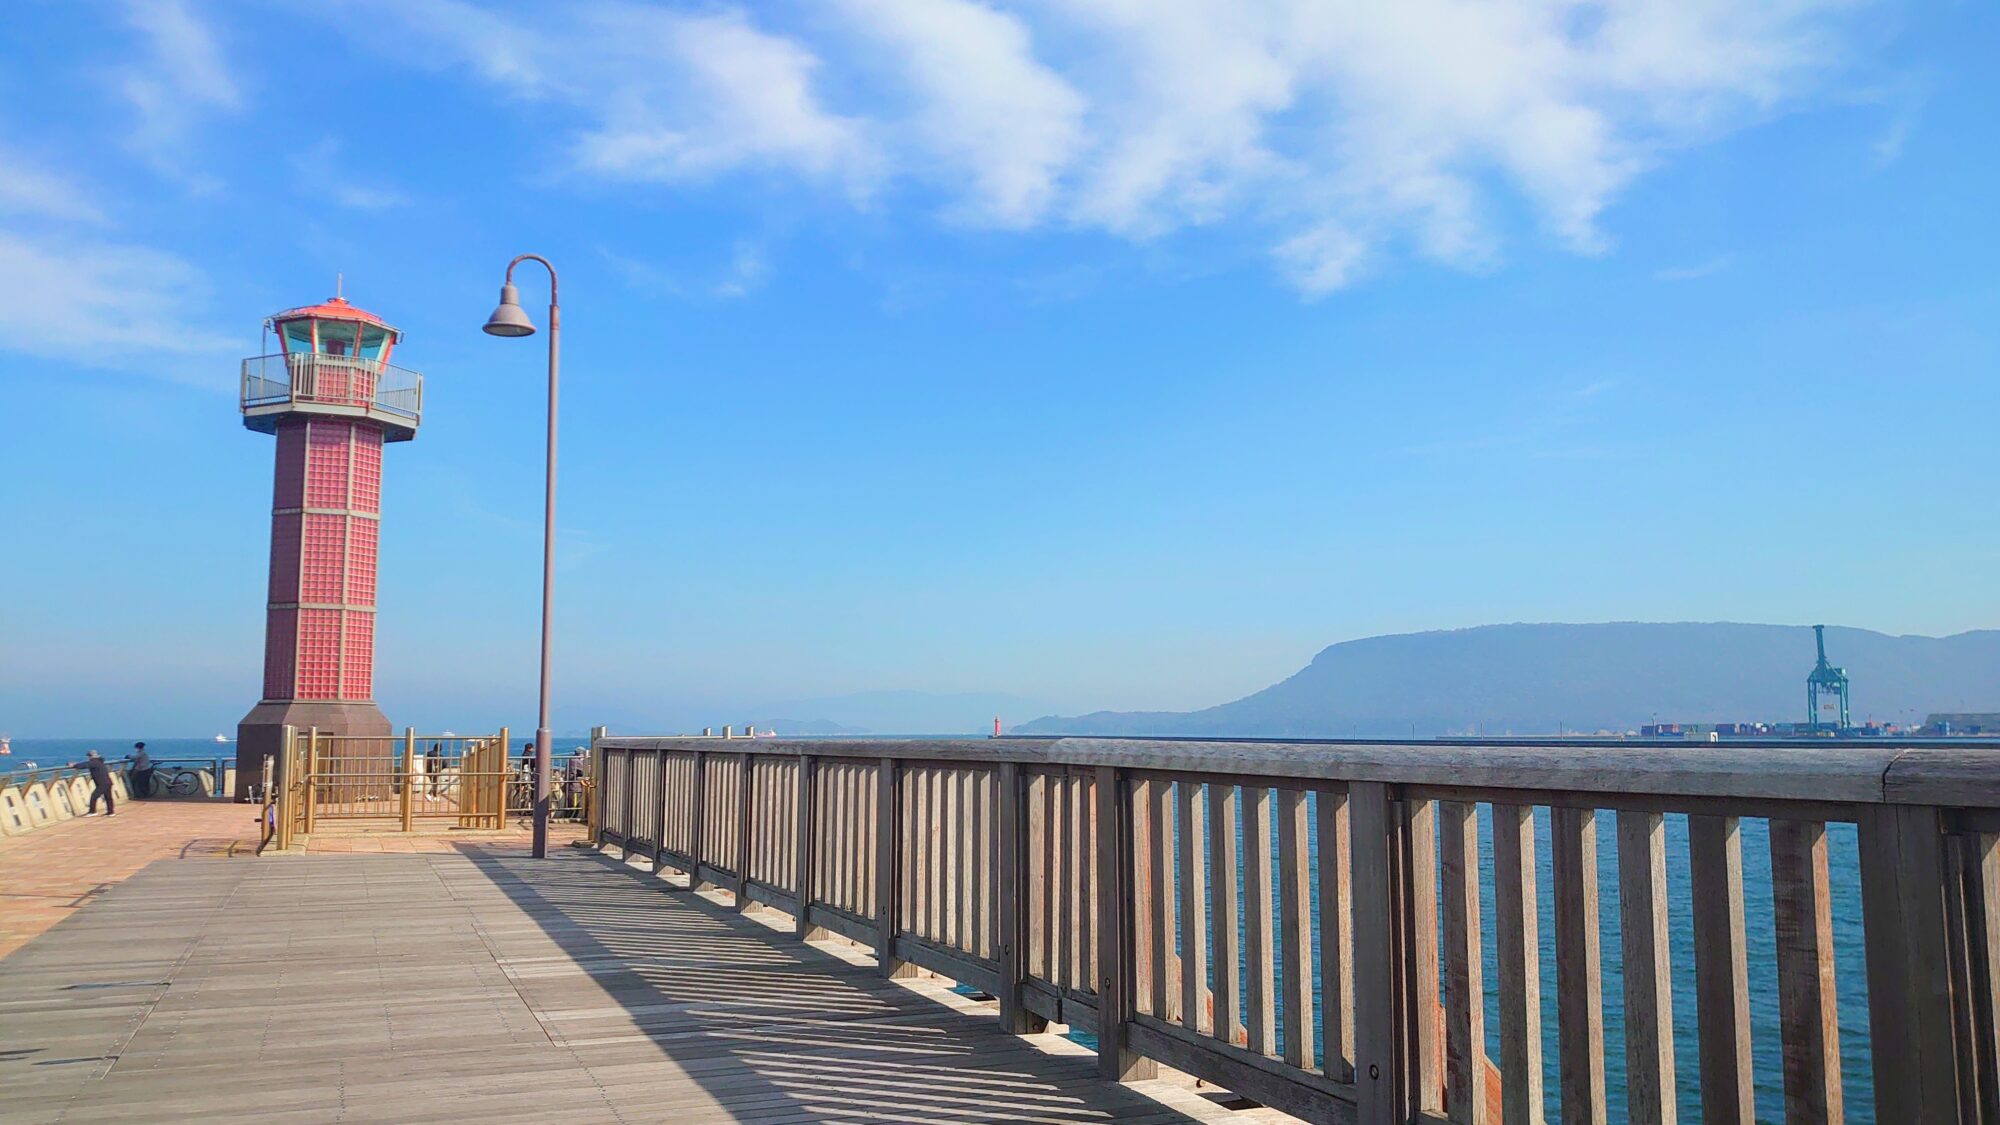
[482, 283, 536, 337]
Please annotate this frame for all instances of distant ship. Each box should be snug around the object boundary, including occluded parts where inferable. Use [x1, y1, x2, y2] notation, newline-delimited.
[213, 734, 231, 743]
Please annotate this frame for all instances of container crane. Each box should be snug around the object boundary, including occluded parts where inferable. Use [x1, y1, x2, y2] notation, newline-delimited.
[1806, 624, 1851, 732]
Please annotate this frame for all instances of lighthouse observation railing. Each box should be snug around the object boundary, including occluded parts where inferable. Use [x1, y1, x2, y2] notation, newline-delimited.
[591, 733, 2000, 1124]
[241, 353, 423, 422]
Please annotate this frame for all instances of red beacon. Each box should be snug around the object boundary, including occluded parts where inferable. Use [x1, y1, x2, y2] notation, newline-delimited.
[233, 288, 423, 796]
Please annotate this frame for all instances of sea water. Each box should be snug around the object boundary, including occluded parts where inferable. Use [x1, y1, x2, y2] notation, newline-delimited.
[1263, 802, 1873, 1124]
[0, 737, 238, 776]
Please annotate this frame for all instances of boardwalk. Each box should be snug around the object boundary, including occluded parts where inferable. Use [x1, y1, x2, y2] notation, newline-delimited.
[0, 844, 1280, 1124]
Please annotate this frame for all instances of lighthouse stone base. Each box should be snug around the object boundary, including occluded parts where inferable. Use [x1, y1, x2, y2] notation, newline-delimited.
[235, 700, 392, 800]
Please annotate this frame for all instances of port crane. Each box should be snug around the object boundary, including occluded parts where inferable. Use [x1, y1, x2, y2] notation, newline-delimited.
[1806, 624, 1851, 732]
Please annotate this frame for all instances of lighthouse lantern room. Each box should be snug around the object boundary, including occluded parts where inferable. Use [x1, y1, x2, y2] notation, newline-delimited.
[234, 291, 424, 796]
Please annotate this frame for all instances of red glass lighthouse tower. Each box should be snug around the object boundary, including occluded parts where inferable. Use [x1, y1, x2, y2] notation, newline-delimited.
[234, 292, 422, 794]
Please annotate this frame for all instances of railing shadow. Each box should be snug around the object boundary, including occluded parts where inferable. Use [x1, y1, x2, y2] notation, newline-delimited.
[448, 842, 1207, 1123]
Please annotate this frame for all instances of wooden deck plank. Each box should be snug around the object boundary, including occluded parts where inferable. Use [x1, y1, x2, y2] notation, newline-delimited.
[0, 846, 1255, 1125]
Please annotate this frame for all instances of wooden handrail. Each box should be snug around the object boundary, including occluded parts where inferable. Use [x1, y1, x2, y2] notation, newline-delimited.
[591, 734, 2000, 1123]
[600, 734, 2000, 808]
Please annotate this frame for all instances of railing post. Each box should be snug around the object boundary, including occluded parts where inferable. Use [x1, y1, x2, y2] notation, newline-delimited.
[735, 752, 753, 910]
[622, 744, 639, 862]
[1860, 803, 1962, 1121]
[400, 728, 415, 833]
[276, 724, 296, 850]
[495, 726, 510, 830]
[1094, 764, 1155, 1081]
[995, 760, 1042, 1033]
[795, 754, 820, 938]
[689, 751, 708, 890]
[651, 748, 671, 873]
[588, 726, 606, 846]
[876, 756, 917, 978]
[303, 727, 319, 836]
[1350, 780, 1398, 1125]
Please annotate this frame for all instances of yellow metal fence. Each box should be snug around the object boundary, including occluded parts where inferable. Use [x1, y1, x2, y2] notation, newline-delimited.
[265, 726, 511, 848]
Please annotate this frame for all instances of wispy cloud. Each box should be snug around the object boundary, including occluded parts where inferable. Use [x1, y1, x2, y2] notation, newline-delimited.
[1872, 97, 1924, 167]
[835, 0, 1083, 228]
[1654, 256, 1735, 282]
[600, 240, 772, 301]
[328, 0, 1859, 296]
[291, 140, 411, 210]
[115, 0, 242, 191]
[713, 242, 768, 299]
[0, 140, 233, 377]
[0, 145, 105, 224]
[0, 229, 239, 379]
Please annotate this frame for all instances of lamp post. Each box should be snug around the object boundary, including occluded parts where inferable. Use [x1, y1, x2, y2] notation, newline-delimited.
[483, 255, 558, 859]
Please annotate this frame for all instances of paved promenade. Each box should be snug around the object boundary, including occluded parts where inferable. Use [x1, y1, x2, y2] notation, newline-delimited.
[0, 801, 587, 957]
[0, 842, 1282, 1124]
[0, 800, 260, 959]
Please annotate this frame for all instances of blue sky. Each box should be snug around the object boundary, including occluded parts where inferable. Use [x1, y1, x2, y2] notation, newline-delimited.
[1, 0, 1995, 736]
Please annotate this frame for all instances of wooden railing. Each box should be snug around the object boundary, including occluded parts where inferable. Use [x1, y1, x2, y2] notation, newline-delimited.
[592, 733, 2000, 1124]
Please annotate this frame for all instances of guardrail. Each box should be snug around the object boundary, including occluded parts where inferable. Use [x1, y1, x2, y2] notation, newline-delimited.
[240, 353, 423, 422]
[592, 733, 2000, 1124]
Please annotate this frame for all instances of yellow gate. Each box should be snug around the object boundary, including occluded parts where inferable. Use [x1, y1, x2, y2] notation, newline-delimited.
[268, 726, 510, 847]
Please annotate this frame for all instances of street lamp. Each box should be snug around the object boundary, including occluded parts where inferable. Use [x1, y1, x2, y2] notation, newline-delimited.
[483, 254, 559, 859]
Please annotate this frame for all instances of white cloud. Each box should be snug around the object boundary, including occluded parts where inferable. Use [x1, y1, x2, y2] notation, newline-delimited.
[334, 0, 1854, 295]
[1273, 222, 1369, 296]
[348, 1, 876, 193]
[574, 9, 874, 190]
[116, 0, 242, 190]
[0, 230, 239, 377]
[0, 145, 105, 224]
[836, 0, 1084, 227]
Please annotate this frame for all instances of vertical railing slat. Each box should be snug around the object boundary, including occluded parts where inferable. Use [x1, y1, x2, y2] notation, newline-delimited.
[1209, 784, 1241, 1048]
[1617, 810, 1677, 1125]
[1053, 771, 1071, 991]
[1243, 784, 1277, 1057]
[1553, 805, 1608, 1125]
[794, 755, 815, 938]
[1177, 780, 1207, 1035]
[1028, 770, 1047, 984]
[1770, 817, 1842, 1124]
[1493, 802, 1544, 1125]
[1690, 813, 1754, 1124]
[1407, 798, 1442, 1117]
[1440, 801, 1487, 1125]
[1278, 787, 1316, 1070]
[1320, 787, 1354, 1081]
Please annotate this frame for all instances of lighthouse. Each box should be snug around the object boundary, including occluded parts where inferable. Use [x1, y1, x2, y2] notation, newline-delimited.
[234, 291, 423, 795]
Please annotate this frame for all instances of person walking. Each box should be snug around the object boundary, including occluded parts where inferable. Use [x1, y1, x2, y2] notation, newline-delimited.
[73, 750, 116, 816]
[425, 742, 445, 798]
[129, 742, 154, 798]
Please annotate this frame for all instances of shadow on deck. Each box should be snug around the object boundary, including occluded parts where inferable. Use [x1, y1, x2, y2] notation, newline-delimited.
[0, 843, 1274, 1123]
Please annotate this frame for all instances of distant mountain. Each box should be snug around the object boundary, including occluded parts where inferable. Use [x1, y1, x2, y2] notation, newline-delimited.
[744, 719, 869, 736]
[1015, 623, 2000, 737]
